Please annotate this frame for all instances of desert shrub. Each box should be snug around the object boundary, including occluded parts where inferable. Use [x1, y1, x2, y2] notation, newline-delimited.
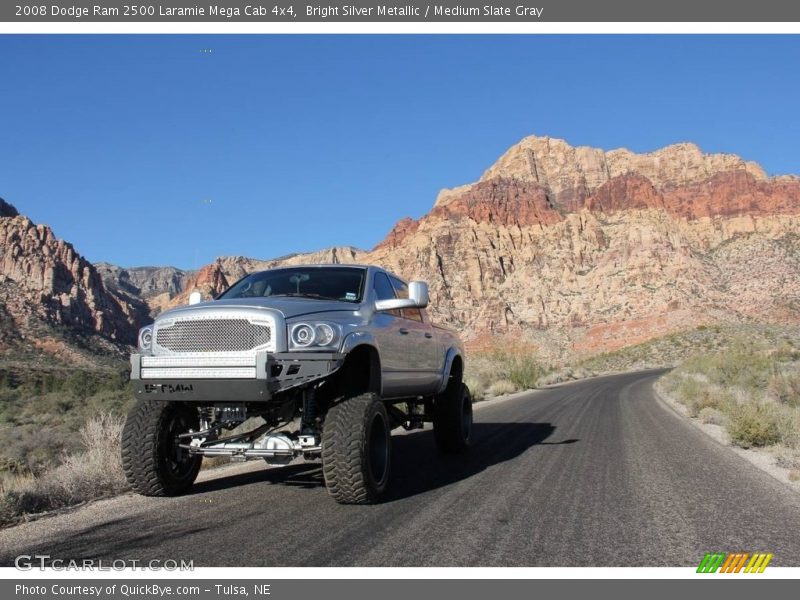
[493, 351, 546, 390]
[674, 376, 723, 417]
[536, 371, 565, 387]
[776, 411, 800, 450]
[0, 412, 128, 526]
[768, 371, 800, 408]
[464, 377, 487, 402]
[464, 355, 497, 402]
[726, 403, 783, 448]
[698, 406, 725, 426]
[679, 342, 773, 394]
[487, 379, 517, 398]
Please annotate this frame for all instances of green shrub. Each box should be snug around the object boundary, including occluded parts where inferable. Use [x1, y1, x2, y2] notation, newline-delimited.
[679, 342, 773, 393]
[726, 403, 783, 448]
[492, 351, 546, 390]
[464, 351, 547, 401]
[675, 377, 722, 417]
[769, 372, 800, 408]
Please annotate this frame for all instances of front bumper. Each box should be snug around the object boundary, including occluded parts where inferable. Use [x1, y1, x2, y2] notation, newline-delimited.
[130, 351, 344, 402]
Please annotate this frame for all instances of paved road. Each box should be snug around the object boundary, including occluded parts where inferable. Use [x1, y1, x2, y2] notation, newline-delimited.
[3, 370, 800, 567]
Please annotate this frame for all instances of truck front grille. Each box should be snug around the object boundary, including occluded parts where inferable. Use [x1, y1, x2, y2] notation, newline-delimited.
[155, 318, 272, 353]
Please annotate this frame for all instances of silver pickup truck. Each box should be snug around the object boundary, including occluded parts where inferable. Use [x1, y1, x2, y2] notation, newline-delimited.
[122, 264, 471, 504]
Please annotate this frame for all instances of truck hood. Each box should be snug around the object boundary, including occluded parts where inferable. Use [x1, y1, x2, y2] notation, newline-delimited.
[156, 297, 360, 321]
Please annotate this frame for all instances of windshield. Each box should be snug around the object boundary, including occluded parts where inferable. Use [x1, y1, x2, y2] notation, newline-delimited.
[218, 267, 367, 303]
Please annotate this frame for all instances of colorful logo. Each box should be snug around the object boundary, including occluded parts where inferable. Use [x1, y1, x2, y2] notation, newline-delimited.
[697, 552, 773, 573]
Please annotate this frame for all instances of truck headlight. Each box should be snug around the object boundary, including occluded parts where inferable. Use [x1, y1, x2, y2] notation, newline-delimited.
[291, 324, 315, 347]
[138, 325, 154, 352]
[289, 322, 341, 350]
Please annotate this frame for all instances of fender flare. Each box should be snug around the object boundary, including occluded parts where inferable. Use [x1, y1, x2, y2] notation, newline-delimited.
[340, 331, 379, 355]
[437, 347, 463, 395]
[340, 331, 382, 395]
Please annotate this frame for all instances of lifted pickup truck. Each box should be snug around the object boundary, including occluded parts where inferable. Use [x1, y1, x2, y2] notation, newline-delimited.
[122, 264, 471, 504]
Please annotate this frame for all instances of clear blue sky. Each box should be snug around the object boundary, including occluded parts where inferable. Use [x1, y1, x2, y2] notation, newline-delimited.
[1, 35, 798, 270]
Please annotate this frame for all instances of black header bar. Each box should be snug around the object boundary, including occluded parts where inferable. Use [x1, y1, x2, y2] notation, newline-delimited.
[3, 1, 799, 23]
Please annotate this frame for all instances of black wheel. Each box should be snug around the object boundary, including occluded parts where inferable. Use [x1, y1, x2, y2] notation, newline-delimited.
[121, 399, 202, 497]
[433, 380, 473, 453]
[322, 393, 391, 504]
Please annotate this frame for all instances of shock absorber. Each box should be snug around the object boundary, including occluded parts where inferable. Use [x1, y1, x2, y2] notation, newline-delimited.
[299, 389, 319, 447]
[199, 406, 215, 431]
[301, 389, 317, 433]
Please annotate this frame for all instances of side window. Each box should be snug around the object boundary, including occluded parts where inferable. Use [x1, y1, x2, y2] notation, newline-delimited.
[374, 272, 402, 318]
[390, 277, 409, 299]
[390, 277, 423, 323]
[373, 272, 396, 301]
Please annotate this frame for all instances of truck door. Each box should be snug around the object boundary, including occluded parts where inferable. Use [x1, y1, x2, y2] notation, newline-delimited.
[389, 276, 440, 395]
[371, 271, 408, 397]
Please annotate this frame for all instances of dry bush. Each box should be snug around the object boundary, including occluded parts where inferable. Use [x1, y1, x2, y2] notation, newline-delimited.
[768, 370, 800, 408]
[698, 407, 725, 426]
[486, 379, 517, 398]
[1, 412, 127, 526]
[674, 376, 724, 417]
[535, 366, 595, 387]
[726, 403, 783, 449]
[665, 343, 800, 455]
[464, 351, 547, 402]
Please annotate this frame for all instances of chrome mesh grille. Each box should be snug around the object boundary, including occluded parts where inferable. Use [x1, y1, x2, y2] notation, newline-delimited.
[155, 319, 272, 353]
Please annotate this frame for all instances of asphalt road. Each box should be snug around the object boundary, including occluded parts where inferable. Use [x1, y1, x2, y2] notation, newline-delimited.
[3, 369, 800, 567]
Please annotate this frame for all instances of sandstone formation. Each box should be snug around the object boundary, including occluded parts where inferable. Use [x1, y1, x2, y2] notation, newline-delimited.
[366, 137, 800, 359]
[135, 136, 800, 361]
[5, 135, 799, 365]
[474, 136, 767, 212]
[0, 202, 146, 363]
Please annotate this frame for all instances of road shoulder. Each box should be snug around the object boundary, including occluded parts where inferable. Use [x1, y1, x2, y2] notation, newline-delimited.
[652, 377, 800, 494]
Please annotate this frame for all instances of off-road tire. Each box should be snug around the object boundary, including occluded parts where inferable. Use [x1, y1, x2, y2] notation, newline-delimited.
[322, 393, 391, 504]
[433, 380, 473, 453]
[121, 399, 202, 497]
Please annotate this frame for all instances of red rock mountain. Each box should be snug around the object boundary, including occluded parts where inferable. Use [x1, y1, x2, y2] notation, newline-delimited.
[0, 199, 145, 365]
[168, 136, 800, 360]
[6, 135, 800, 364]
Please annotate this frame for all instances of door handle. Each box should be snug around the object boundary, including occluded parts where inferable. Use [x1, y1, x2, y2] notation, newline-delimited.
[424, 332, 433, 339]
[399, 328, 409, 335]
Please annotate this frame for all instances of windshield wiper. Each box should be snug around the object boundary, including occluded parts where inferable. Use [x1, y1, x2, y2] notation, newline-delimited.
[269, 293, 343, 301]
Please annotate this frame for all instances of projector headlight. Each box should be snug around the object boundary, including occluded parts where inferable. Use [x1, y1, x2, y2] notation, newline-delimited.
[138, 325, 154, 353]
[291, 323, 315, 347]
[289, 322, 341, 351]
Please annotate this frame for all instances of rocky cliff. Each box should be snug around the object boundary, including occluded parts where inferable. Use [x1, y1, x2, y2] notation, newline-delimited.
[129, 136, 800, 361]
[367, 137, 800, 358]
[6, 135, 797, 365]
[0, 200, 145, 365]
[474, 136, 767, 212]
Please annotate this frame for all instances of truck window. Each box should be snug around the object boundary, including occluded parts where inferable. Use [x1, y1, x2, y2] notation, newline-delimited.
[390, 276, 423, 323]
[373, 272, 396, 301]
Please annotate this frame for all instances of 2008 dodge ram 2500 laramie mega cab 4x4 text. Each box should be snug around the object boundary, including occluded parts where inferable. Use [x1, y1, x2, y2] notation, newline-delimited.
[123, 264, 471, 504]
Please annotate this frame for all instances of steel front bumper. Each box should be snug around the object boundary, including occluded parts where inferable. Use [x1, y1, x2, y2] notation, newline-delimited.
[130, 351, 344, 402]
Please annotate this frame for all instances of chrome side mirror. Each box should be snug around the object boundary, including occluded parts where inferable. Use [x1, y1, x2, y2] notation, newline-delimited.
[375, 280, 430, 311]
[408, 281, 429, 308]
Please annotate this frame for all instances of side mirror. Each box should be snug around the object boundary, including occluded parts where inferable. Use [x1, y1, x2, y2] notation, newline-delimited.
[374, 280, 430, 311]
[409, 281, 429, 308]
[188, 291, 203, 305]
